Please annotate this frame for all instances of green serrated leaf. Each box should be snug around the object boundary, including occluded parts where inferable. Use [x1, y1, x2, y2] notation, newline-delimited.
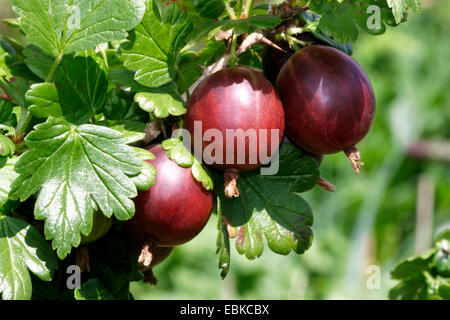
[0, 157, 19, 212]
[391, 248, 437, 279]
[389, 274, 428, 300]
[162, 138, 214, 190]
[74, 278, 114, 300]
[255, 143, 320, 193]
[108, 69, 152, 92]
[54, 55, 108, 124]
[310, 0, 359, 43]
[130, 147, 156, 191]
[0, 99, 15, 125]
[0, 39, 16, 79]
[234, 180, 313, 258]
[0, 156, 7, 169]
[101, 89, 148, 144]
[310, 31, 353, 55]
[135, 89, 186, 119]
[2, 18, 21, 31]
[191, 161, 214, 190]
[214, 143, 317, 259]
[103, 89, 136, 121]
[0, 215, 58, 300]
[162, 138, 195, 167]
[193, 0, 225, 19]
[23, 45, 54, 80]
[0, 134, 15, 157]
[9, 118, 142, 259]
[387, 0, 408, 23]
[25, 83, 62, 119]
[131, 160, 157, 191]
[108, 122, 146, 145]
[308, 0, 411, 42]
[0, 77, 30, 108]
[10, 0, 146, 57]
[132, 146, 155, 161]
[120, 0, 193, 88]
[221, 15, 282, 35]
[174, 42, 225, 93]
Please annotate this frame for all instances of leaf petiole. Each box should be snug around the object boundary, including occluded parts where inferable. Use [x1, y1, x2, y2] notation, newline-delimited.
[45, 53, 64, 83]
[242, 0, 255, 18]
[225, 1, 237, 20]
[229, 33, 238, 67]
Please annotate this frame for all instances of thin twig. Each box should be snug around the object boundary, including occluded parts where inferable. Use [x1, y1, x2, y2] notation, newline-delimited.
[182, 32, 285, 101]
[236, 31, 286, 56]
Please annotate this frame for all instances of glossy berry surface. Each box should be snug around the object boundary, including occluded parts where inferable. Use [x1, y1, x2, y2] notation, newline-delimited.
[126, 145, 213, 246]
[276, 45, 376, 155]
[185, 66, 285, 171]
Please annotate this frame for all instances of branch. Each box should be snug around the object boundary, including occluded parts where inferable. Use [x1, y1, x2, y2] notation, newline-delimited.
[182, 32, 285, 101]
[236, 31, 286, 56]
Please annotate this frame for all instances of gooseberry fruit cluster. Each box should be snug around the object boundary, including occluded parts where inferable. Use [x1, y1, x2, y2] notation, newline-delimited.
[124, 144, 214, 280]
[78, 43, 376, 284]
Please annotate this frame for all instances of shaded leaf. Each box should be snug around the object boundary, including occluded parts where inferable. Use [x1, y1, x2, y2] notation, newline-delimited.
[0, 215, 58, 300]
[9, 118, 142, 258]
[54, 55, 108, 124]
[0, 157, 19, 212]
[25, 83, 62, 118]
[23, 45, 54, 80]
[74, 278, 114, 300]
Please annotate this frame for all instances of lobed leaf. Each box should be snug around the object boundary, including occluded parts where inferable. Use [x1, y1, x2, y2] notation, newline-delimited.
[9, 118, 143, 259]
[120, 0, 193, 88]
[10, 0, 146, 57]
[390, 248, 436, 279]
[0, 215, 58, 300]
[161, 138, 214, 190]
[23, 45, 54, 81]
[215, 143, 319, 259]
[54, 55, 108, 124]
[134, 88, 186, 119]
[25, 83, 62, 118]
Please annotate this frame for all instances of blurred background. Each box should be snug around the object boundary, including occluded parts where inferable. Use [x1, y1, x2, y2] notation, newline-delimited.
[1, 0, 449, 299]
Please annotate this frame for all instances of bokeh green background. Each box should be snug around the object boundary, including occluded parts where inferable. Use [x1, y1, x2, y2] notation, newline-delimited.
[1, 0, 449, 300]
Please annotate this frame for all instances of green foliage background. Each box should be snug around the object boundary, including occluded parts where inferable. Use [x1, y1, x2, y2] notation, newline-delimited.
[0, 0, 448, 299]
